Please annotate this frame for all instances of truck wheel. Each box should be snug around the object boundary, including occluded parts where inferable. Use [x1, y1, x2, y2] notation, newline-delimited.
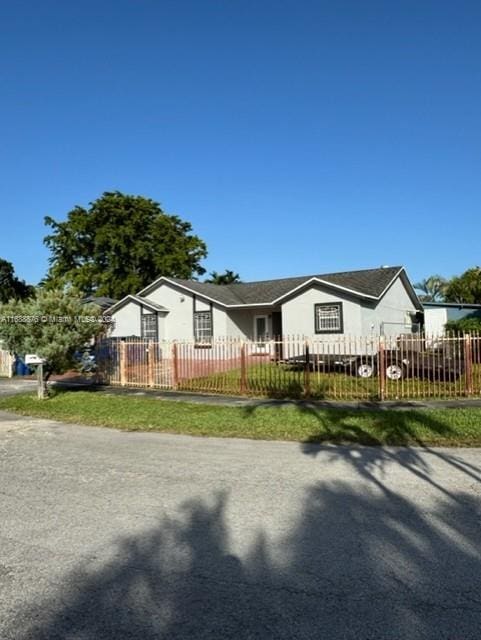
[356, 361, 375, 378]
[386, 363, 404, 381]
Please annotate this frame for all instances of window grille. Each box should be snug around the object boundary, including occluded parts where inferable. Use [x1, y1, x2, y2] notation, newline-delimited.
[314, 303, 343, 333]
[141, 313, 158, 340]
[194, 311, 213, 344]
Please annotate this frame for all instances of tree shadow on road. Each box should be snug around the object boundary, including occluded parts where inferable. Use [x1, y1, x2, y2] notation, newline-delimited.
[244, 399, 481, 493]
[293, 404, 481, 499]
[7, 471, 481, 639]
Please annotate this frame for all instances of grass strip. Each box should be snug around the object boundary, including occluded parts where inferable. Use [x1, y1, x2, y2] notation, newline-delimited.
[1, 390, 481, 446]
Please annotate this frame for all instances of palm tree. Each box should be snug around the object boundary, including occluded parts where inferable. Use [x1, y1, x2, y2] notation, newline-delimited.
[413, 275, 448, 302]
[205, 270, 241, 285]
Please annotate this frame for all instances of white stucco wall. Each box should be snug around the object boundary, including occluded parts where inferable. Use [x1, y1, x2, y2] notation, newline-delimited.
[145, 283, 228, 340]
[225, 308, 274, 339]
[110, 302, 167, 338]
[280, 277, 418, 340]
[361, 277, 418, 337]
[144, 283, 278, 340]
[423, 308, 448, 336]
[110, 303, 141, 337]
[281, 285, 362, 339]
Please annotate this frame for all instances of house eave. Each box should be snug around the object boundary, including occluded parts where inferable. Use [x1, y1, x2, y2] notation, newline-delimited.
[224, 302, 276, 309]
[269, 277, 379, 305]
[107, 294, 168, 315]
[138, 276, 386, 308]
[162, 278, 231, 307]
[393, 268, 424, 311]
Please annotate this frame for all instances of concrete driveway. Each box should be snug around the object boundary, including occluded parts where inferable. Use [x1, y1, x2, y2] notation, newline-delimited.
[1, 410, 481, 639]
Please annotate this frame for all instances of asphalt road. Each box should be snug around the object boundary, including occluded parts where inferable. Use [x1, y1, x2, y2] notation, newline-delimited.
[1, 410, 481, 639]
[0, 379, 37, 396]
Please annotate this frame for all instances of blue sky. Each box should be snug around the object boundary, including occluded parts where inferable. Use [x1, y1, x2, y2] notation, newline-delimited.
[1, 0, 480, 288]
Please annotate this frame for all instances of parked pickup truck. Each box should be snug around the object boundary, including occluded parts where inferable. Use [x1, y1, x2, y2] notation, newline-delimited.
[281, 338, 466, 381]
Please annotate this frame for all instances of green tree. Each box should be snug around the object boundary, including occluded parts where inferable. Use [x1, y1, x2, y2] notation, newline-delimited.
[43, 191, 208, 299]
[0, 289, 105, 381]
[205, 270, 241, 285]
[0, 258, 34, 303]
[445, 317, 481, 333]
[445, 267, 481, 304]
[413, 275, 448, 302]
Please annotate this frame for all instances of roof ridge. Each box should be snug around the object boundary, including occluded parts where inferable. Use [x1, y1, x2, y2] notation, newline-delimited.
[158, 267, 405, 306]
[162, 266, 403, 287]
[221, 266, 403, 287]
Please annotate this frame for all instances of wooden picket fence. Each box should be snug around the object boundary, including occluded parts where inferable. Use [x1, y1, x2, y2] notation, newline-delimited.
[0, 349, 14, 378]
[95, 332, 481, 401]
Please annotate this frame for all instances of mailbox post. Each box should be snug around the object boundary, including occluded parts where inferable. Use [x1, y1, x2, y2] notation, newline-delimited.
[25, 355, 47, 399]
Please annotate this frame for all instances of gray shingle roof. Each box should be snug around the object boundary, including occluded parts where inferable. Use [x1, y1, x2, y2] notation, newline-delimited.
[166, 279, 244, 305]
[82, 296, 118, 310]
[129, 295, 168, 312]
[166, 266, 403, 306]
[108, 295, 168, 314]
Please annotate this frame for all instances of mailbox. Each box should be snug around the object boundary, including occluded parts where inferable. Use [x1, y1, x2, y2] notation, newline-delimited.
[25, 354, 46, 365]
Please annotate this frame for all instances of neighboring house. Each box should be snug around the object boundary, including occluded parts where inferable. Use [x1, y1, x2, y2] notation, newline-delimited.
[82, 296, 117, 312]
[423, 302, 481, 335]
[107, 266, 422, 343]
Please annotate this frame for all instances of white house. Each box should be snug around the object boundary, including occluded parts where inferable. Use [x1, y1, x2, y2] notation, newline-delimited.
[107, 266, 422, 343]
[423, 302, 481, 335]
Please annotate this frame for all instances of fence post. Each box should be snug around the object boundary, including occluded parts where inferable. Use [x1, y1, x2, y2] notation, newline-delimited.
[148, 344, 155, 388]
[304, 341, 311, 399]
[93, 341, 101, 385]
[240, 342, 247, 394]
[378, 336, 386, 401]
[464, 334, 473, 396]
[172, 341, 179, 390]
[120, 341, 126, 387]
[36, 362, 46, 400]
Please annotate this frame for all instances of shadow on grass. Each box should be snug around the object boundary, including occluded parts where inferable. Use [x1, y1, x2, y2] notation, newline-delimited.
[7, 478, 481, 639]
[48, 384, 106, 395]
[301, 404, 454, 446]
[293, 401, 481, 454]
[246, 378, 314, 400]
[243, 399, 457, 445]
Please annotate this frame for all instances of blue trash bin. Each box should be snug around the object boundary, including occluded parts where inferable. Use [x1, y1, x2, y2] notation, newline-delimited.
[15, 356, 31, 376]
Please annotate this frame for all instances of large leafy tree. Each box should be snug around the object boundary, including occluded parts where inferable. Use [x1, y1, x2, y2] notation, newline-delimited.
[205, 269, 241, 285]
[0, 289, 105, 377]
[413, 275, 448, 302]
[445, 267, 481, 304]
[43, 192, 208, 299]
[0, 258, 34, 303]
[445, 316, 481, 333]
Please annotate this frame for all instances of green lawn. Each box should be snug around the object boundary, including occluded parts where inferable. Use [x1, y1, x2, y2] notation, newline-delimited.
[177, 362, 481, 401]
[1, 389, 481, 446]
